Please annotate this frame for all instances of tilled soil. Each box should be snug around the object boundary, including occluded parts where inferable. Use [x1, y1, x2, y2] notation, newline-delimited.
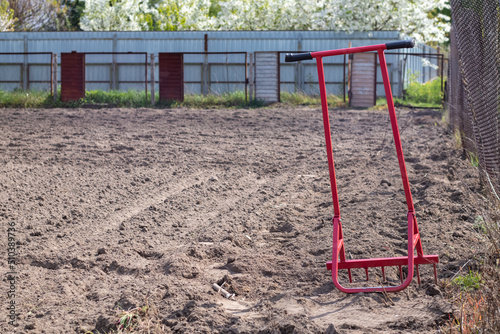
[0, 106, 486, 333]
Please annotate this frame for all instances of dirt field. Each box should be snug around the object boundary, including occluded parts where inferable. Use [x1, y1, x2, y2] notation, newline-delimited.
[0, 106, 486, 333]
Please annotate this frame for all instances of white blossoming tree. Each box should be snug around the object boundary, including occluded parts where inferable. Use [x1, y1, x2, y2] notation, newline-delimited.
[330, 0, 450, 43]
[214, 0, 332, 31]
[80, 0, 450, 43]
[152, 0, 214, 31]
[212, 0, 450, 43]
[0, 0, 15, 31]
[80, 0, 153, 31]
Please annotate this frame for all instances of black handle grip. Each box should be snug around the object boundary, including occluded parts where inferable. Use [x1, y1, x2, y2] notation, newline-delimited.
[385, 39, 415, 50]
[285, 52, 313, 62]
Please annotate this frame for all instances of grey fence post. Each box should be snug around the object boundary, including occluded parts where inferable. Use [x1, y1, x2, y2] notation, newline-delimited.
[202, 53, 209, 95]
[296, 34, 303, 93]
[53, 54, 58, 102]
[112, 34, 117, 90]
[23, 35, 28, 90]
[150, 54, 155, 105]
[248, 53, 254, 100]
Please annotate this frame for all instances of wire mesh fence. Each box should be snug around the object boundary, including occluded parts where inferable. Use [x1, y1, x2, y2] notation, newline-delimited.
[449, 0, 500, 199]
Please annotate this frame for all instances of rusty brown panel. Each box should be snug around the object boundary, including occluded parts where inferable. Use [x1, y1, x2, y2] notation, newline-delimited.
[61, 52, 85, 102]
[159, 53, 184, 102]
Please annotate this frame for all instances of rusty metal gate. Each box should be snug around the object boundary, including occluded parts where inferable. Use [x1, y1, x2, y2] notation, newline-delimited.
[61, 52, 85, 102]
[159, 53, 184, 102]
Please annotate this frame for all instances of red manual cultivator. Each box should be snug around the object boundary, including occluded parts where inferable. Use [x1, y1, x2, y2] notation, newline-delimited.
[285, 41, 438, 293]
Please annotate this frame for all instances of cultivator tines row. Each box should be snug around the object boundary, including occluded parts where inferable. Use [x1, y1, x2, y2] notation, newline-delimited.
[285, 41, 439, 293]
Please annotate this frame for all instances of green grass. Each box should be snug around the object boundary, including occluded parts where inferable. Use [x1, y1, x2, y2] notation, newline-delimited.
[468, 152, 480, 168]
[453, 270, 483, 291]
[280, 91, 345, 108]
[0, 89, 257, 109]
[0, 86, 441, 110]
[170, 90, 264, 108]
[0, 89, 54, 108]
[82, 90, 151, 107]
[0, 89, 348, 109]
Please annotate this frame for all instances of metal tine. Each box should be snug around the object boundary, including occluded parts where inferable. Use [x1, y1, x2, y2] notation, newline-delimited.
[416, 264, 421, 285]
[365, 267, 369, 281]
[381, 267, 386, 282]
[399, 265, 403, 283]
[348, 269, 352, 283]
[433, 264, 437, 284]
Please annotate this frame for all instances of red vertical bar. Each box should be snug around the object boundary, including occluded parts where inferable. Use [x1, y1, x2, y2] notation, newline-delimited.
[316, 57, 341, 218]
[50, 53, 53, 96]
[343, 54, 346, 102]
[377, 50, 414, 212]
[82, 54, 85, 94]
[245, 52, 248, 103]
[373, 53, 377, 105]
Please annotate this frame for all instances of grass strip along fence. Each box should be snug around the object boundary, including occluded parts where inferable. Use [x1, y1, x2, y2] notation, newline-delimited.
[0, 89, 254, 109]
[0, 77, 442, 109]
[0, 89, 348, 109]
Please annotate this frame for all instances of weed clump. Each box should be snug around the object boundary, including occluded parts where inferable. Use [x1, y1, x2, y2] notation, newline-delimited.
[443, 211, 500, 333]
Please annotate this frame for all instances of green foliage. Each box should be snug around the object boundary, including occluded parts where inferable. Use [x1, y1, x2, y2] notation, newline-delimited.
[0, 0, 16, 31]
[404, 77, 443, 106]
[208, 0, 221, 17]
[61, 0, 85, 31]
[453, 271, 483, 291]
[380, 77, 444, 109]
[156, 2, 181, 31]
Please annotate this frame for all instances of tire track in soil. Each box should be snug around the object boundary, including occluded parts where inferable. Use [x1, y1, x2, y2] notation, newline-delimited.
[93, 170, 208, 235]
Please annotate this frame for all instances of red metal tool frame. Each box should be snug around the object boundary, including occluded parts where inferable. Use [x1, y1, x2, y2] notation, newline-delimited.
[286, 41, 438, 293]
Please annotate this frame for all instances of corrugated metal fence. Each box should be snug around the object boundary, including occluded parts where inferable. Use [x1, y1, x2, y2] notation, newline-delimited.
[0, 31, 439, 98]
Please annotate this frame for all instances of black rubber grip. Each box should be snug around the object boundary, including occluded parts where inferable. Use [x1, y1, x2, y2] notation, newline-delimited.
[386, 40, 415, 50]
[285, 52, 313, 62]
